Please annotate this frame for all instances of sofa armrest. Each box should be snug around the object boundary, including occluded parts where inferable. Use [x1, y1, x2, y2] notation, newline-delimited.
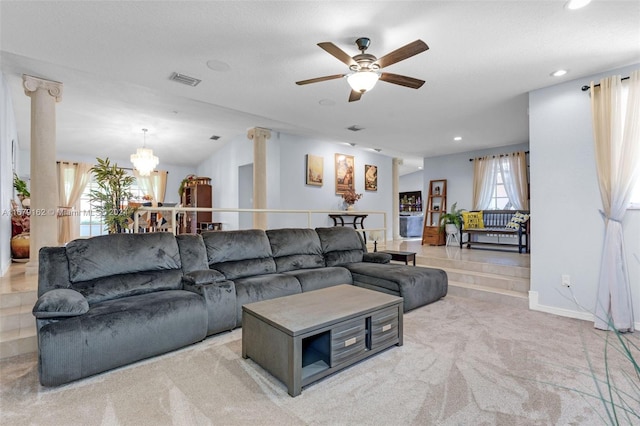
[32, 289, 89, 319]
[183, 269, 227, 285]
[183, 280, 237, 335]
[363, 252, 392, 264]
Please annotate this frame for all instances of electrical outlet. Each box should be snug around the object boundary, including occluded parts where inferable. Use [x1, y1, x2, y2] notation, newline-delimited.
[562, 274, 571, 287]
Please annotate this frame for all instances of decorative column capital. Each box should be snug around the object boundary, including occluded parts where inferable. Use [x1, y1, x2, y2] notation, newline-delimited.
[23, 75, 63, 102]
[247, 127, 271, 141]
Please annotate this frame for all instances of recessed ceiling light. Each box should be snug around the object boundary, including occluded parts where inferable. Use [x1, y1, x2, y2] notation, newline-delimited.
[565, 0, 591, 10]
[551, 69, 568, 77]
[418, 166, 423, 170]
[453, 136, 462, 141]
[206, 60, 230, 72]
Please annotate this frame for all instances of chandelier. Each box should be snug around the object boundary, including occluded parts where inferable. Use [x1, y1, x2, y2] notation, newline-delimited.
[130, 128, 158, 176]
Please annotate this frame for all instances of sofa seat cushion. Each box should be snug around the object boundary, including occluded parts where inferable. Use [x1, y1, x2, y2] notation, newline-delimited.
[36, 290, 207, 386]
[284, 267, 352, 292]
[70, 269, 184, 305]
[202, 230, 276, 279]
[65, 232, 181, 283]
[266, 228, 325, 272]
[315, 227, 365, 266]
[234, 274, 302, 324]
[346, 263, 448, 312]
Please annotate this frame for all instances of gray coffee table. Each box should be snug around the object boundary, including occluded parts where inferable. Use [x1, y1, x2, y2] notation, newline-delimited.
[242, 285, 403, 397]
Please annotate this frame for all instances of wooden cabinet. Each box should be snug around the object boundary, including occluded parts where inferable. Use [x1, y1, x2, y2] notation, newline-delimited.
[181, 177, 212, 234]
[421, 179, 447, 245]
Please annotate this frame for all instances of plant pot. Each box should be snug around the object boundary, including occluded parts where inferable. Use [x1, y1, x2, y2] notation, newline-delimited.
[11, 232, 30, 259]
[445, 224, 458, 235]
[346, 204, 355, 211]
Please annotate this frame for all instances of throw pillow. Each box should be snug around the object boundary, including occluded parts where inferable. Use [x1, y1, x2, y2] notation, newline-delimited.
[462, 211, 484, 229]
[506, 212, 530, 230]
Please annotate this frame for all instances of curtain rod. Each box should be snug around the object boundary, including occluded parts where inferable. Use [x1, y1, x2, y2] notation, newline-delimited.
[469, 151, 529, 162]
[55, 161, 167, 174]
[581, 76, 630, 91]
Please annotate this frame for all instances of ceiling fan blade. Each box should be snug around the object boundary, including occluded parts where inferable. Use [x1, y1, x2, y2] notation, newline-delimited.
[348, 90, 363, 102]
[375, 40, 429, 69]
[296, 74, 346, 85]
[379, 72, 425, 89]
[318, 42, 357, 67]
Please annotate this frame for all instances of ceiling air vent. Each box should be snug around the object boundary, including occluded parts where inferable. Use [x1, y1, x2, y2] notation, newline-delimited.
[347, 125, 364, 132]
[210, 135, 221, 140]
[169, 72, 201, 87]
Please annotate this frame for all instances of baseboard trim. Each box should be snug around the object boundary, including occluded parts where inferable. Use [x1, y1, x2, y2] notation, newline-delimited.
[529, 291, 640, 330]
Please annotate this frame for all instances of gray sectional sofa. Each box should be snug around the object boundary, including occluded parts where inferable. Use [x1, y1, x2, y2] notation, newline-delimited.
[34, 227, 447, 386]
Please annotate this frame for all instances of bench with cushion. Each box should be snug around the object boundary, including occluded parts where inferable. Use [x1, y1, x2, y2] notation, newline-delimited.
[459, 210, 530, 253]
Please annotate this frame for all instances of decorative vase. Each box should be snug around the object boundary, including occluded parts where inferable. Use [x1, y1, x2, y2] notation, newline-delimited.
[346, 204, 355, 211]
[11, 232, 30, 260]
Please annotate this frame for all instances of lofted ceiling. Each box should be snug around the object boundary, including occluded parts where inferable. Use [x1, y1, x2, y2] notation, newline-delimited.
[1, 1, 639, 175]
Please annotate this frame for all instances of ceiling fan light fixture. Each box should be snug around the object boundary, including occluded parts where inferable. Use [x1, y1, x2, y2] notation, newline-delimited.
[347, 71, 379, 93]
[130, 128, 159, 176]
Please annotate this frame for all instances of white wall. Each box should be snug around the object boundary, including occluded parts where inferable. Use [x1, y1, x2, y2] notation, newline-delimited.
[197, 131, 394, 238]
[0, 72, 19, 274]
[529, 63, 640, 326]
[399, 170, 424, 195]
[422, 142, 530, 212]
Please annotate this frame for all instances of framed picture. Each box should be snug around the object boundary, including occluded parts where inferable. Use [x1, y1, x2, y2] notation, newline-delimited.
[365, 164, 377, 191]
[335, 153, 355, 194]
[306, 154, 323, 186]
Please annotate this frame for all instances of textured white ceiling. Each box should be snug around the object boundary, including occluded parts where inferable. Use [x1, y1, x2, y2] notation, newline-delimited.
[1, 1, 639, 174]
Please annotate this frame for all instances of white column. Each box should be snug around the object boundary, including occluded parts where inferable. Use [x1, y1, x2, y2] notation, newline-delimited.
[392, 158, 402, 241]
[23, 75, 62, 275]
[247, 127, 271, 230]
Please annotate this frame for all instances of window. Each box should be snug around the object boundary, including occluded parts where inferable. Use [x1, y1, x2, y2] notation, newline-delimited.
[488, 169, 513, 210]
[630, 176, 640, 209]
[79, 171, 146, 237]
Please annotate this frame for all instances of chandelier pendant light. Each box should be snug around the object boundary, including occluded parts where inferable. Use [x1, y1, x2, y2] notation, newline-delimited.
[130, 128, 159, 176]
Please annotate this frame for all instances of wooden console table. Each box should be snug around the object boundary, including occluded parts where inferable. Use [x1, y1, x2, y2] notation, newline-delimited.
[328, 213, 368, 242]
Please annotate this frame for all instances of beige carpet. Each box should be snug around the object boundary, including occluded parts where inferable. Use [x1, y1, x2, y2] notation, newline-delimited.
[1, 295, 637, 425]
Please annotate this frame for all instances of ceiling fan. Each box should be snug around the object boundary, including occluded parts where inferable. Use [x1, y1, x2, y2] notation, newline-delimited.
[296, 37, 429, 102]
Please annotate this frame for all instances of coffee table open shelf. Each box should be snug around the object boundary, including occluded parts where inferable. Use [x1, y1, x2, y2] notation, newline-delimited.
[242, 285, 403, 396]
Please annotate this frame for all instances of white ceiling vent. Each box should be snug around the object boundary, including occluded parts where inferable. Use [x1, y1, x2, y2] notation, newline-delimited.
[169, 72, 201, 87]
[347, 125, 364, 132]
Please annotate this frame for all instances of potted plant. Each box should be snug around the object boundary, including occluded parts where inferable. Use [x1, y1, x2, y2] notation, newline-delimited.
[439, 202, 465, 235]
[90, 157, 138, 234]
[341, 188, 362, 211]
[13, 173, 31, 208]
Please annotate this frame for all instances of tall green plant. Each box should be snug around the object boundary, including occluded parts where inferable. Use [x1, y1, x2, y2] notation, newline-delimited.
[438, 202, 465, 231]
[90, 157, 137, 234]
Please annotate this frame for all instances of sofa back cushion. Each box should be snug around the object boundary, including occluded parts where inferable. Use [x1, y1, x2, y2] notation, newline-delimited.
[202, 229, 276, 280]
[266, 228, 325, 272]
[66, 232, 181, 283]
[315, 227, 364, 266]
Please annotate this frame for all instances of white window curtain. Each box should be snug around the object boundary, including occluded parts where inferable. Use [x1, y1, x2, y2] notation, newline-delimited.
[498, 151, 529, 210]
[472, 156, 498, 210]
[133, 170, 168, 205]
[591, 70, 640, 332]
[57, 162, 92, 244]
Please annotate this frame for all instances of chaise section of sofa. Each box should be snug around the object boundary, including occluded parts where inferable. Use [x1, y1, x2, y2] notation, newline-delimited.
[35, 232, 208, 386]
[315, 227, 448, 312]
